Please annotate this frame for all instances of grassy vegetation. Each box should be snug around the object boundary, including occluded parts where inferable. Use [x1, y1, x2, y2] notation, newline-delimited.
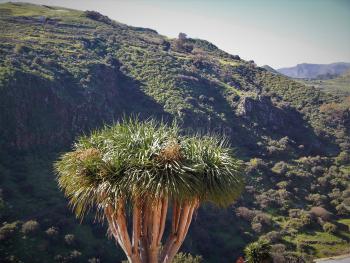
[296, 71, 350, 97]
[286, 231, 350, 258]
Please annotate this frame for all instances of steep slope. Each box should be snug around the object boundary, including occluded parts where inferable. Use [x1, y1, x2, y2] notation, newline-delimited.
[0, 3, 341, 155]
[0, 3, 349, 263]
[278, 62, 350, 79]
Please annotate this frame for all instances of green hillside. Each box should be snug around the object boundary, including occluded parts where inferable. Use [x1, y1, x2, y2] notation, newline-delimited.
[297, 70, 350, 97]
[0, 3, 349, 263]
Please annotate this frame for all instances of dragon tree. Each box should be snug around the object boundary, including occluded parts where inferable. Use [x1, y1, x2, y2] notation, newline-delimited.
[55, 119, 244, 263]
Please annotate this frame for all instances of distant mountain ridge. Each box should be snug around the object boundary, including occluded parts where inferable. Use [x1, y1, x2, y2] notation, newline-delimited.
[277, 62, 350, 79]
[261, 65, 281, 75]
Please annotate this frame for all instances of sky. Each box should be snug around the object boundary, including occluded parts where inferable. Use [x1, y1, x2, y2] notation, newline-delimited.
[1, 0, 350, 68]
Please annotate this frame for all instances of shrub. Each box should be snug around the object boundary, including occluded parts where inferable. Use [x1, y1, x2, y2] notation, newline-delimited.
[252, 213, 272, 226]
[296, 241, 310, 253]
[317, 176, 329, 187]
[271, 161, 288, 175]
[255, 193, 273, 209]
[283, 252, 307, 263]
[263, 231, 282, 243]
[21, 220, 39, 235]
[310, 207, 332, 221]
[178, 32, 187, 40]
[329, 188, 342, 200]
[335, 151, 350, 165]
[277, 189, 291, 200]
[251, 222, 262, 233]
[342, 188, 350, 199]
[247, 158, 268, 172]
[64, 234, 76, 246]
[285, 218, 304, 232]
[54, 254, 63, 262]
[70, 250, 82, 259]
[271, 243, 290, 263]
[288, 209, 301, 218]
[323, 222, 337, 233]
[276, 181, 289, 189]
[336, 203, 349, 215]
[84, 10, 112, 25]
[45, 227, 59, 239]
[173, 33, 193, 53]
[231, 55, 241, 60]
[192, 54, 211, 69]
[0, 221, 20, 241]
[173, 252, 203, 263]
[244, 239, 272, 263]
[271, 253, 285, 263]
[300, 213, 312, 226]
[55, 250, 82, 263]
[3, 255, 23, 262]
[161, 40, 170, 51]
[307, 194, 327, 206]
[320, 98, 350, 126]
[271, 243, 285, 254]
[235, 207, 256, 221]
[311, 166, 324, 176]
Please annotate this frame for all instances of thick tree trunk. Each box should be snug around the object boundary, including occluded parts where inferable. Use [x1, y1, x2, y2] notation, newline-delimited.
[104, 198, 197, 263]
[160, 200, 199, 263]
[132, 199, 142, 263]
[140, 200, 149, 262]
[157, 197, 168, 245]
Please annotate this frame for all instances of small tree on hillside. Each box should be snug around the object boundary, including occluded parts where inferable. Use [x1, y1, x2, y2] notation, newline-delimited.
[178, 33, 187, 41]
[55, 118, 244, 263]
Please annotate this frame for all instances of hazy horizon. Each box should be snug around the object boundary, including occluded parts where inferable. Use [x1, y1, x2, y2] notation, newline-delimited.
[1, 0, 349, 68]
